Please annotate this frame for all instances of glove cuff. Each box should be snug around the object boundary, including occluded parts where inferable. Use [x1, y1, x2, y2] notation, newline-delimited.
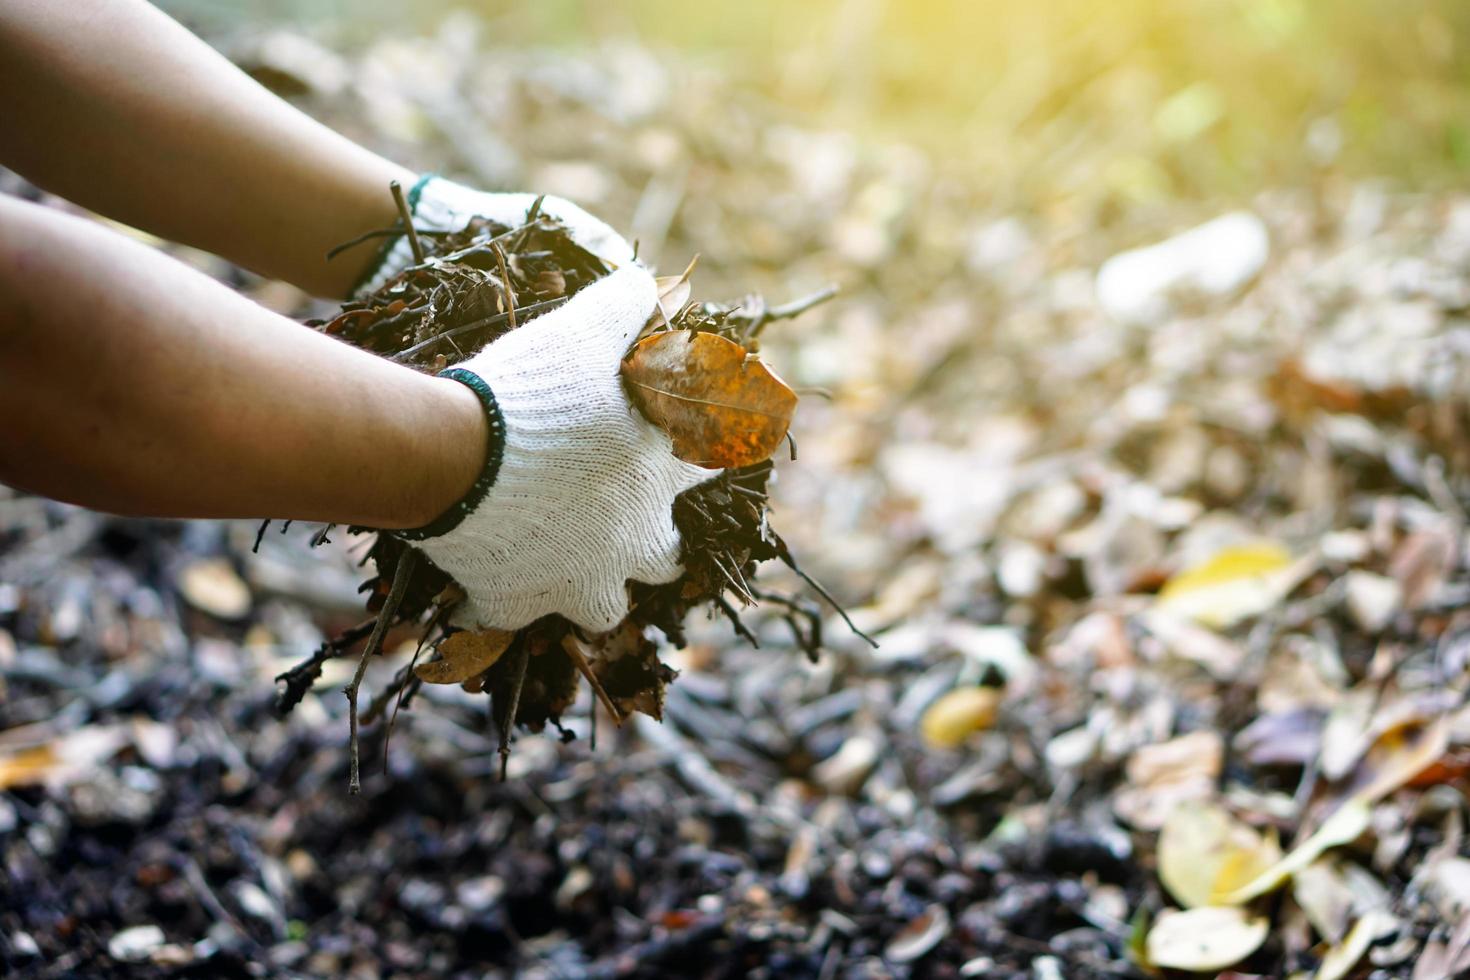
[392, 368, 506, 541]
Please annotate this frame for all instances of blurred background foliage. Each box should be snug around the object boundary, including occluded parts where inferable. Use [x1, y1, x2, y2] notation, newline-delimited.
[163, 0, 1469, 225]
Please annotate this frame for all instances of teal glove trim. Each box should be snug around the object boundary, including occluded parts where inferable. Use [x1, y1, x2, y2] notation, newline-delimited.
[392, 367, 506, 541]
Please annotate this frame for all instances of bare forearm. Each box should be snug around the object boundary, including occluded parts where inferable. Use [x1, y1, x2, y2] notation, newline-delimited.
[0, 0, 410, 297]
[0, 195, 483, 527]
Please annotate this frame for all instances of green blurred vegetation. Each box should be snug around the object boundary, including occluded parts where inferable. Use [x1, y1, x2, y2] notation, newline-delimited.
[165, 0, 1470, 212]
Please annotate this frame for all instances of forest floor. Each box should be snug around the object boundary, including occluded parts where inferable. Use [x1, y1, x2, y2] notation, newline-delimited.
[2, 17, 1469, 980]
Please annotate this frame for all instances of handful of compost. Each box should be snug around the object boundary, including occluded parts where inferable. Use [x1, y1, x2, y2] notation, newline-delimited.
[277, 179, 860, 786]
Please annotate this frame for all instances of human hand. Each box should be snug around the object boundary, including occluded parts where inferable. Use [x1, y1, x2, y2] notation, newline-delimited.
[357, 175, 635, 295]
[398, 265, 717, 633]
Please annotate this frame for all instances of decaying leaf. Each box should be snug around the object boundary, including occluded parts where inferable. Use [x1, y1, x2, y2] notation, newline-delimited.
[1145, 906, 1269, 971]
[919, 686, 1003, 749]
[414, 629, 514, 685]
[1343, 713, 1451, 805]
[178, 558, 252, 619]
[622, 329, 798, 469]
[1115, 730, 1224, 830]
[1155, 541, 1300, 629]
[0, 726, 130, 791]
[1158, 801, 1281, 908]
[1219, 799, 1372, 904]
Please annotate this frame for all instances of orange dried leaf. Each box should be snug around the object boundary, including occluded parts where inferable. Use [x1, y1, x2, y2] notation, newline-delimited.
[622, 330, 798, 469]
[414, 629, 514, 685]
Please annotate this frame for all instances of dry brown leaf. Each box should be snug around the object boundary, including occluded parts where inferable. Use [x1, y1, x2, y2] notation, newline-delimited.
[622, 330, 798, 469]
[414, 629, 514, 685]
[1344, 714, 1451, 805]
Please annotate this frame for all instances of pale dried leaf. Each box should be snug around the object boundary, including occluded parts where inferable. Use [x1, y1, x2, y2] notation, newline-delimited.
[1315, 909, 1396, 980]
[1220, 800, 1372, 904]
[1159, 801, 1281, 908]
[178, 558, 252, 619]
[1146, 906, 1269, 971]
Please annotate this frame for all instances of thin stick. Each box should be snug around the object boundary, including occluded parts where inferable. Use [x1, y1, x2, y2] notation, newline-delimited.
[392, 297, 569, 363]
[492, 243, 517, 331]
[498, 641, 530, 781]
[325, 227, 454, 261]
[560, 633, 622, 724]
[274, 617, 377, 716]
[708, 549, 756, 605]
[714, 594, 760, 647]
[746, 284, 839, 338]
[346, 550, 417, 793]
[720, 550, 758, 604]
[775, 543, 878, 649]
[389, 180, 426, 265]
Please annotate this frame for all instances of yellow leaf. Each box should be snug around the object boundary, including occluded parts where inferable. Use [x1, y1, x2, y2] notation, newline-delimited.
[920, 686, 1002, 749]
[1158, 802, 1281, 908]
[1156, 542, 1296, 629]
[0, 726, 130, 790]
[1218, 800, 1372, 905]
[414, 629, 514, 685]
[1146, 906, 1269, 971]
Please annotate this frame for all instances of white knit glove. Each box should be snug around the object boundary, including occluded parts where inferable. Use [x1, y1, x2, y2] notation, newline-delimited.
[400, 265, 718, 633]
[358, 175, 635, 295]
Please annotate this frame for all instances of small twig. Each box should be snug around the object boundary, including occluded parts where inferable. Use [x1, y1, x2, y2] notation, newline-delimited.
[325, 226, 454, 261]
[392, 297, 569, 363]
[498, 641, 530, 781]
[492, 242, 517, 331]
[721, 550, 759, 603]
[274, 617, 376, 716]
[714, 594, 760, 647]
[752, 586, 824, 658]
[560, 633, 623, 725]
[253, 520, 271, 553]
[744, 284, 839, 338]
[390, 180, 426, 265]
[708, 550, 756, 605]
[776, 540, 878, 649]
[375, 625, 433, 775]
[346, 550, 418, 794]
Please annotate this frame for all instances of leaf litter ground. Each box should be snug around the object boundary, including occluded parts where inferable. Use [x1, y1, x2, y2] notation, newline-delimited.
[2, 18, 1470, 980]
